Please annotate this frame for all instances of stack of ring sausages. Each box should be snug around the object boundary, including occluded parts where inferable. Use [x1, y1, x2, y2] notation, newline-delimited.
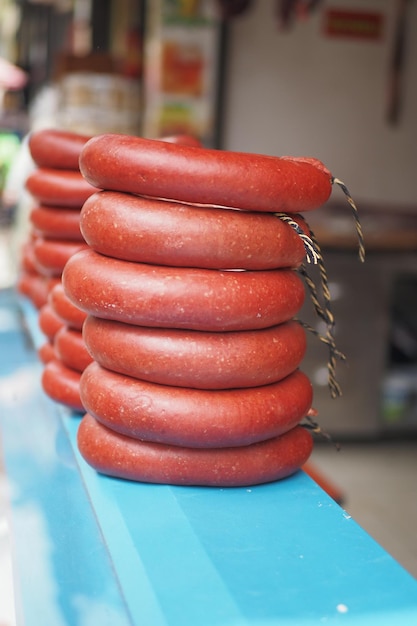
[18, 129, 97, 408]
[61, 134, 336, 487]
[41, 281, 93, 412]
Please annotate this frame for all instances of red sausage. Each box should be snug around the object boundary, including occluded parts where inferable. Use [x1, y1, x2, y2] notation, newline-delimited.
[30, 205, 83, 241]
[26, 168, 98, 208]
[41, 358, 84, 412]
[20, 253, 37, 276]
[28, 128, 92, 170]
[33, 238, 88, 277]
[80, 191, 306, 270]
[77, 414, 313, 486]
[38, 303, 65, 340]
[17, 272, 42, 305]
[21, 233, 52, 263]
[80, 362, 313, 448]
[79, 134, 332, 213]
[48, 283, 87, 330]
[54, 327, 93, 372]
[83, 316, 306, 389]
[63, 248, 305, 332]
[17, 273, 60, 309]
[38, 341, 56, 364]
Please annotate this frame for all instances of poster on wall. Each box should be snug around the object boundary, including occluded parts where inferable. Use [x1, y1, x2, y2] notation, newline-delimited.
[142, 0, 222, 146]
[323, 8, 384, 41]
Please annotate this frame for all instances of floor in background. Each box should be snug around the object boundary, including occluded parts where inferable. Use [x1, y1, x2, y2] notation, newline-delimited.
[311, 439, 417, 580]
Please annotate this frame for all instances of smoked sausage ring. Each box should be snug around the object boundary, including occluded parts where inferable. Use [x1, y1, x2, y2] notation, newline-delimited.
[80, 362, 313, 448]
[26, 168, 97, 208]
[17, 273, 59, 309]
[83, 316, 306, 389]
[38, 341, 56, 364]
[41, 358, 83, 412]
[26, 129, 197, 172]
[32, 238, 88, 277]
[80, 191, 306, 270]
[48, 283, 87, 330]
[77, 413, 313, 486]
[28, 128, 91, 170]
[79, 134, 332, 213]
[20, 240, 39, 275]
[30, 205, 83, 241]
[38, 303, 64, 340]
[63, 248, 305, 332]
[54, 327, 93, 373]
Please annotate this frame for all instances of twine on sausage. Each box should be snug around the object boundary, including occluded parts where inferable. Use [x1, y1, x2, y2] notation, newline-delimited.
[275, 213, 320, 264]
[297, 260, 346, 399]
[302, 412, 341, 451]
[332, 177, 365, 263]
[277, 180, 365, 398]
[276, 213, 345, 398]
[298, 316, 345, 399]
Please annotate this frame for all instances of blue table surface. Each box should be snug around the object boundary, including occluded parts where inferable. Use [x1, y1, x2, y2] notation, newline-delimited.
[1, 287, 417, 626]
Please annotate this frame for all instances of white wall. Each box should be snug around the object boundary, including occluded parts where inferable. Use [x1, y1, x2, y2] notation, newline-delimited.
[222, 0, 417, 208]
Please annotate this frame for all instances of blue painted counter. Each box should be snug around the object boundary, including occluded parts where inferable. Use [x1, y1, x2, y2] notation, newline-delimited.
[1, 287, 417, 625]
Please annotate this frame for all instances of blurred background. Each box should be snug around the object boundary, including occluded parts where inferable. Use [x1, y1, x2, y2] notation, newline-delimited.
[1, 0, 416, 438]
[0, 0, 416, 623]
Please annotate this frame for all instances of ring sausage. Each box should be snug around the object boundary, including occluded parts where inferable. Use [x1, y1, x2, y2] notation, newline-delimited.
[32, 238, 89, 277]
[80, 362, 313, 448]
[28, 128, 92, 170]
[27, 129, 199, 172]
[82, 316, 306, 389]
[41, 358, 84, 412]
[77, 413, 313, 486]
[30, 205, 83, 241]
[54, 327, 93, 372]
[79, 134, 332, 213]
[38, 341, 56, 364]
[63, 248, 305, 331]
[17, 273, 60, 309]
[48, 283, 87, 330]
[80, 191, 305, 270]
[20, 240, 39, 275]
[38, 303, 65, 340]
[26, 168, 98, 208]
